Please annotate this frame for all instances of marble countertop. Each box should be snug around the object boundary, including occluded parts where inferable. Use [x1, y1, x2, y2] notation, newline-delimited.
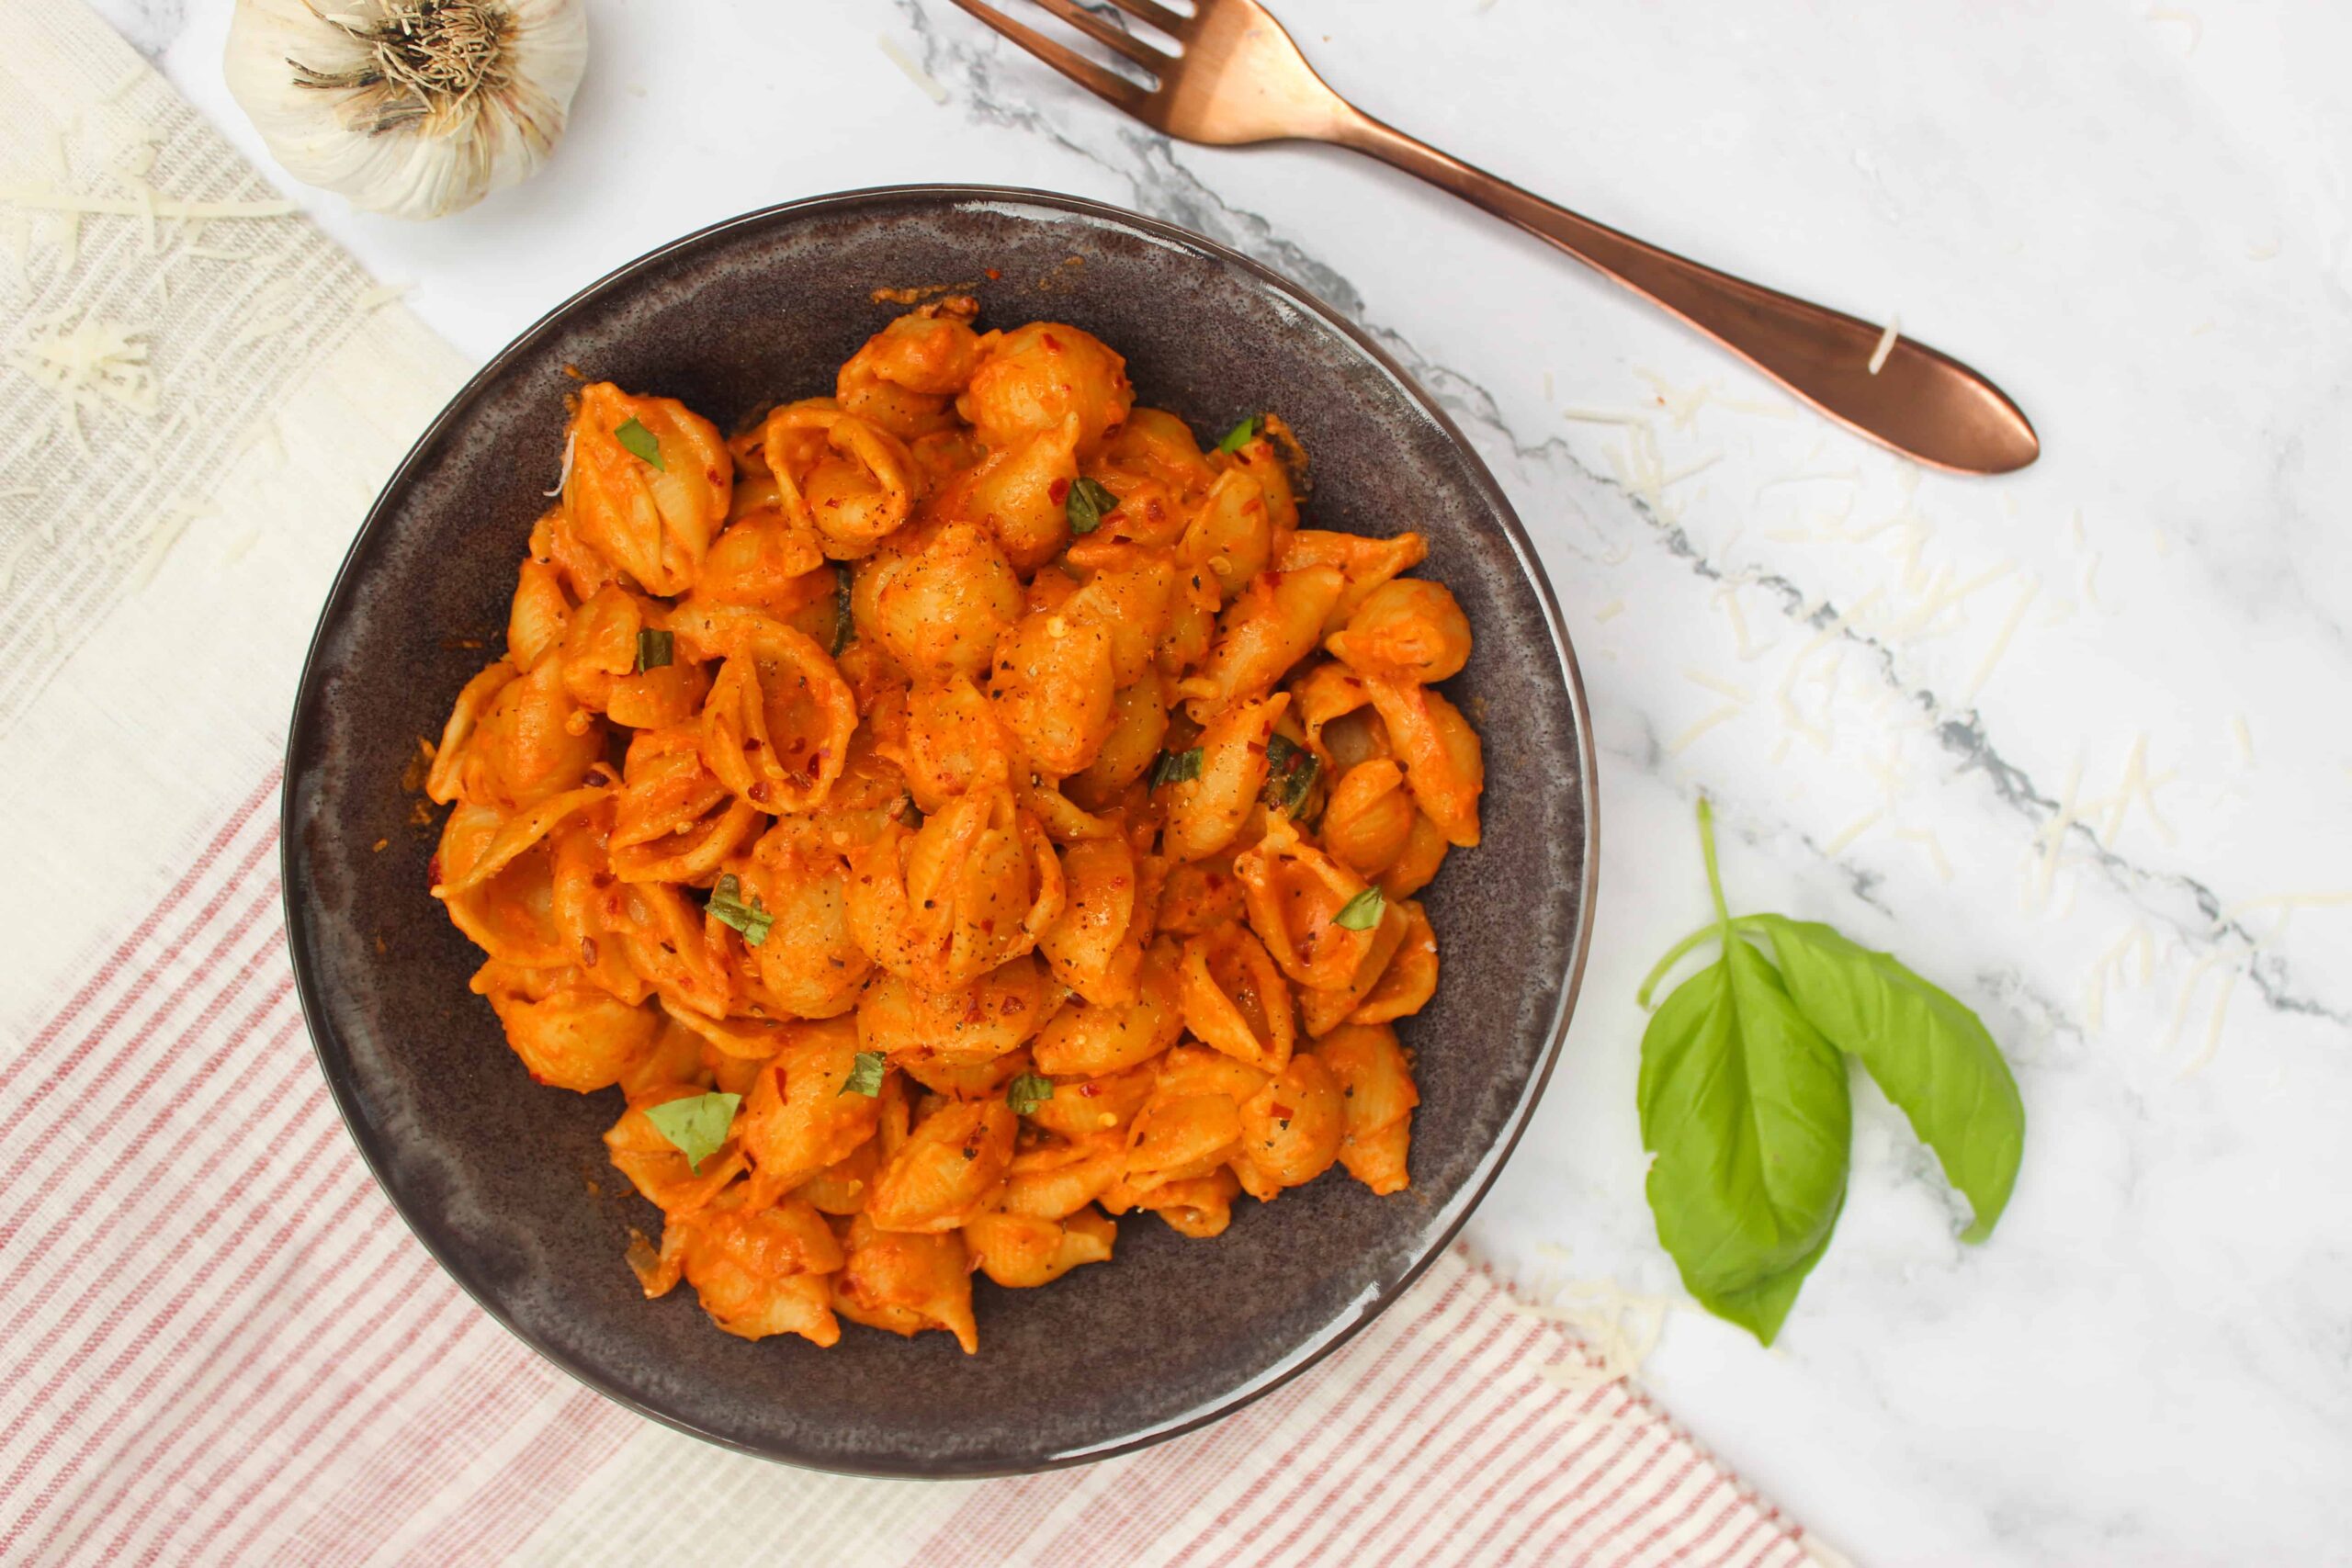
[92, 0, 2352, 1561]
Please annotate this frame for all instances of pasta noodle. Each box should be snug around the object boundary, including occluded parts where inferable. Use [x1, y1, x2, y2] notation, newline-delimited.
[422, 301, 1484, 1351]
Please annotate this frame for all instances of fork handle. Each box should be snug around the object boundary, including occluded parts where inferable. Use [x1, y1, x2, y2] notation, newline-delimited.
[1333, 115, 2038, 474]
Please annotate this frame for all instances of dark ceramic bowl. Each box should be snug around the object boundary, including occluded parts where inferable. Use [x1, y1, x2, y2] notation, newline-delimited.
[283, 186, 1595, 1477]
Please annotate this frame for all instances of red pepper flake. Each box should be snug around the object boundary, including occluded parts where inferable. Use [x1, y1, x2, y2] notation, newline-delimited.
[985, 267, 1002, 280]
[580, 936, 599, 966]
[1048, 478, 1070, 504]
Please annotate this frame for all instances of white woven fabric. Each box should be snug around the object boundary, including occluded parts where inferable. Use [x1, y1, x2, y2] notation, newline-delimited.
[0, 6, 1823, 1563]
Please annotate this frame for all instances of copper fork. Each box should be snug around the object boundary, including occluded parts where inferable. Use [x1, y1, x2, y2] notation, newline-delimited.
[946, 0, 2039, 474]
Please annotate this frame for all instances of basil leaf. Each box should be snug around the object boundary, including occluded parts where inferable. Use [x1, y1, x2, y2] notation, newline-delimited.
[1065, 476, 1118, 536]
[1745, 914, 2025, 1244]
[1699, 1188, 1845, 1346]
[644, 1091, 741, 1173]
[634, 628, 673, 673]
[1261, 733, 1319, 816]
[707, 873, 774, 947]
[1007, 1072, 1055, 1115]
[1638, 938, 1850, 1338]
[614, 416, 665, 470]
[840, 1051, 886, 1098]
[1150, 747, 1204, 788]
[1216, 414, 1260, 454]
[1332, 886, 1385, 931]
[831, 562, 854, 657]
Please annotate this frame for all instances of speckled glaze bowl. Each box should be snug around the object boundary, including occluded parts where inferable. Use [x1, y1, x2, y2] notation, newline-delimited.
[283, 186, 1595, 1477]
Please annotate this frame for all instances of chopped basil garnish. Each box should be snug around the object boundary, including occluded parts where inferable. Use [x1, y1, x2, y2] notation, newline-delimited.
[1150, 746, 1204, 788]
[840, 1051, 886, 1098]
[831, 562, 854, 656]
[1333, 886, 1386, 931]
[614, 415, 665, 469]
[707, 873, 774, 947]
[644, 1091, 741, 1172]
[1261, 733, 1319, 816]
[1065, 476, 1119, 536]
[1007, 1072, 1055, 1115]
[1216, 414, 1261, 454]
[635, 628, 673, 672]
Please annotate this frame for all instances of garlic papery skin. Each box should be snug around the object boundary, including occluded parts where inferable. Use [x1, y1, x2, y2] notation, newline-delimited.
[224, 0, 589, 221]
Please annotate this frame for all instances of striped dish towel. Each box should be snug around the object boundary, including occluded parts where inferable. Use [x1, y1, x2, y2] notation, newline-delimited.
[0, 3, 1820, 1562]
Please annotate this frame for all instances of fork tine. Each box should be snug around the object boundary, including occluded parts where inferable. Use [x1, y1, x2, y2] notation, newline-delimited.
[1025, 0, 1174, 71]
[1091, 0, 1197, 43]
[947, 0, 1151, 112]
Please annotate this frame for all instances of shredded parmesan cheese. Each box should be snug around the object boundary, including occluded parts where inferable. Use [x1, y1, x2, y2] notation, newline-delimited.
[1515, 1255, 1684, 1397]
[1894, 826, 1954, 883]
[1593, 597, 1625, 623]
[2164, 949, 2228, 1054]
[2024, 758, 2083, 913]
[1682, 668, 1753, 703]
[1962, 578, 2039, 703]
[876, 35, 949, 105]
[356, 280, 414, 312]
[1867, 313, 1901, 375]
[2230, 714, 2256, 768]
[126, 499, 218, 592]
[1824, 807, 1883, 856]
[10, 315, 159, 452]
[2146, 6, 2203, 53]
[1633, 367, 1717, 429]
[1668, 705, 1742, 755]
[1560, 405, 1649, 427]
[544, 429, 578, 497]
[2088, 733, 2178, 848]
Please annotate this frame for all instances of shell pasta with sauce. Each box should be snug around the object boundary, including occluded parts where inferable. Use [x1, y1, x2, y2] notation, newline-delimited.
[423, 301, 1484, 1353]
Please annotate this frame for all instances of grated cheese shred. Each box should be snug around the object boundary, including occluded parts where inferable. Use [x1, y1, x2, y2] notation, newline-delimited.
[876, 35, 949, 105]
[1867, 313, 1901, 375]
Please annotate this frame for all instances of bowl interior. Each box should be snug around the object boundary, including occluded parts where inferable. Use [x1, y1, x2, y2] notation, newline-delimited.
[284, 186, 1592, 1475]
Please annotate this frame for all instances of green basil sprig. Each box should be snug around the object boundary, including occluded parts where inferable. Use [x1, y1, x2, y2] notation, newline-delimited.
[1149, 747, 1204, 788]
[707, 874, 773, 947]
[1065, 476, 1118, 536]
[1007, 1072, 1055, 1115]
[1332, 886, 1385, 931]
[1636, 799, 2025, 1344]
[614, 416, 664, 469]
[644, 1092, 740, 1173]
[839, 1051, 887, 1098]
[1261, 733, 1319, 817]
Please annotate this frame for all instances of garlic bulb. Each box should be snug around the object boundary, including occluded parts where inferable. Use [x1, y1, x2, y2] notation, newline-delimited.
[224, 0, 588, 221]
